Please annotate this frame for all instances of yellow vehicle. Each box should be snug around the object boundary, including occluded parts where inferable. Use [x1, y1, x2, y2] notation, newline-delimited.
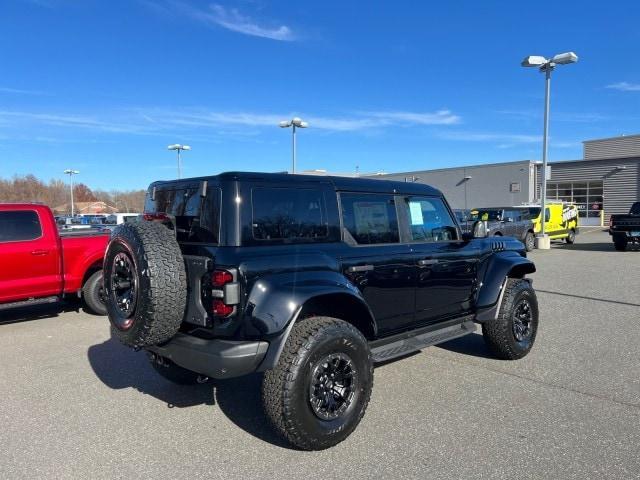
[528, 202, 579, 244]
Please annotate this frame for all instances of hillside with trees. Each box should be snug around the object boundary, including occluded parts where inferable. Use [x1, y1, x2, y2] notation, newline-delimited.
[0, 175, 146, 213]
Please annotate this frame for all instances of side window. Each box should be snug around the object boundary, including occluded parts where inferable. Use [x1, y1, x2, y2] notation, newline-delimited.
[144, 186, 220, 243]
[0, 210, 42, 242]
[545, 208, 551, 222]
[340, 193, 399, 245]
[504, 209, 521, 222]
[403, 196, 458, 242]
[252, 187, 328, 242]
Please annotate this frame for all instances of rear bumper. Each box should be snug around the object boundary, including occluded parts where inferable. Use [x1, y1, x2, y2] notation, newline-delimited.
[148, 333, 269, 379]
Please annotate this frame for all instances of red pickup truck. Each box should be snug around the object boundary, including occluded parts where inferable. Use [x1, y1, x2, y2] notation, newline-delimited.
[0, 204, 109, 315]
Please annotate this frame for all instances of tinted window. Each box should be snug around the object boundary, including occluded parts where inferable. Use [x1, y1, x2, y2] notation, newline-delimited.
[404, 197, 458, 242]
[341, 193, 399, 245]
[630, 203, 640, 215]
[252, 187, 328, 242]
[470, 209, 503, 221]
[503, 209, 521, 222]
[0, 210, 42, 242]
[144, 186, 220, 243]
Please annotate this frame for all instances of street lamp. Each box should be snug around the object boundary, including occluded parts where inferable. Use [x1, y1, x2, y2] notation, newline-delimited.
[522, 51, 578, 248]
[167, 144, 191, 179]
[279, 117, 308, 173]
[63, 169, 80, 216]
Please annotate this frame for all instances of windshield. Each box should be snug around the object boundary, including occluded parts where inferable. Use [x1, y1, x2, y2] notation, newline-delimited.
[469, 209, 502, 221]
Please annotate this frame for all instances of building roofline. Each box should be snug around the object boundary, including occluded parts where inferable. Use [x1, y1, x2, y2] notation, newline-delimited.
[583, 133, 640, 144]
[370, 159, 536, 176]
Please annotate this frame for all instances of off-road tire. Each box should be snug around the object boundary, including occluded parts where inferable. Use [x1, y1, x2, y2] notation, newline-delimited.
[149, 355, 202, 385]
[262, 316, 373, 450]
[82, 270, 107, 315]
[103, 221, 187, 348]
[613, 238, 627, 251]
[482, 279, 538, 360]
[524, 231, 535, 252]
[565, 229, 576, 244]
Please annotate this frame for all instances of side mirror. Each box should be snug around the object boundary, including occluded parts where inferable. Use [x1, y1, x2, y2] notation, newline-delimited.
[466, 220, 488, 239]
[505, 217, 514, 222]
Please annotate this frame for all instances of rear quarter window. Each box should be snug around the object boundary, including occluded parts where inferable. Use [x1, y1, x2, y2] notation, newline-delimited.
[0, 210, 42, 242]
[144, 185, 221, 243]
[250, 187, 331, 244]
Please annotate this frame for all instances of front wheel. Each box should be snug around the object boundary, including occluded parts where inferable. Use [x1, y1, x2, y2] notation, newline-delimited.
[565, 229, 576, 244]
[524, 232, 535, 252]
[82, 270, 107, 315]
[482, 279, 538, 360]
[262, 317, 373, 450]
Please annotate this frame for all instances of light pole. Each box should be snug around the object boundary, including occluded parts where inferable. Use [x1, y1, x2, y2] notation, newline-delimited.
[279, 117, 309, 173]
[167, 144, 191, 179]
[522, 52, 578, 248]
[63, 169, 80, 216]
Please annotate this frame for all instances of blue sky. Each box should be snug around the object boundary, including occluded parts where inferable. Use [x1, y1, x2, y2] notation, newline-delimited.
[2, 0, 639, 190]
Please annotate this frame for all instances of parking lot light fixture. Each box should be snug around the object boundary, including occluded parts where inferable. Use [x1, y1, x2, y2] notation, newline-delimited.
[63, 169, 80, 216]
[279, 117, 309, 174]
[521, 51, 578, 248]
[167, 144, 191, 179]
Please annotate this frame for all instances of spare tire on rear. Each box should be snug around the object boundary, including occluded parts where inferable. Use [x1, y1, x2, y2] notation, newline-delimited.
[103, 220, 187, 348]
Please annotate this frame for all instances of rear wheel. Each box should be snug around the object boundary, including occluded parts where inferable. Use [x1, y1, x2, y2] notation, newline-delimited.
[565, 229, 576, 244]
[82, 270, 107, 315]
[524, 231, 535, 251]
[482, 279, 538, 360]
[614, 238, 628, 251]
[262, 316, 373, 450]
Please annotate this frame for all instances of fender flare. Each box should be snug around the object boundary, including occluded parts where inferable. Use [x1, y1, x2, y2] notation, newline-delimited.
[246, 270, 375, 371]
[474, 251, 535, 323]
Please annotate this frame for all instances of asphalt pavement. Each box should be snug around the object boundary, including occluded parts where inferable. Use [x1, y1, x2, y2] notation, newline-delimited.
[1, 229, 638, 479]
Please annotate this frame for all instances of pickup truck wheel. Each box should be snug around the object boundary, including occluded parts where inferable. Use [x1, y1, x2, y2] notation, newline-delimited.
[262, 316, 373, 450]
[148, 354, 202, 385]
[614, 238, 627, 251]
[482, 279, 538, 360]
[82, 270, 107, 316]
[565, 229, 576, 244]
[103, 221, 187, 348]
[524, 232, 535, 251]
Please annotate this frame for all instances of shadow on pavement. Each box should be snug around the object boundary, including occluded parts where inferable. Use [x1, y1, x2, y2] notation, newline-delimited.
[87, 336, 291, 448]
[0, 301, 77, 325]
[552, 242, 625, 252]
[436, 332, 494, 359]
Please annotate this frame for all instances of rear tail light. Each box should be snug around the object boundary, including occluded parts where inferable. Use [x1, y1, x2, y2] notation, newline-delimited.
[210, 269, 238, 318]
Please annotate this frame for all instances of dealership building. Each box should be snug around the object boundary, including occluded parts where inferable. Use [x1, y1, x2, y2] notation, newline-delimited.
[372, 134, 640, 226]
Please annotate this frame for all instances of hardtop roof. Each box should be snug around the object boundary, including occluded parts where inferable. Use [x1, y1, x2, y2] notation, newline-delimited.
[148, 171, 443, 196]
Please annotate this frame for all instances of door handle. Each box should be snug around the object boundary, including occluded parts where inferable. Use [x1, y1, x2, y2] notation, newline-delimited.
[31, 249, 49, 256]
[347, 264, 374, 273]
[418, 258, 439, 266]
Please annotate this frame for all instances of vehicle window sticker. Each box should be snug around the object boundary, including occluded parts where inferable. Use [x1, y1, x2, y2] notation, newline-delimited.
[408, 201, 424, 226]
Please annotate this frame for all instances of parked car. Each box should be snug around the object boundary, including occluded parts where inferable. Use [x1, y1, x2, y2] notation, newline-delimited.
[528, 202, 579, 244]
[102, 172, 538, 450]
[105, 213, 140, 225]
[609, 201, 640, 251]
[0, 204, 109, 315]
[468, 207, 537, 251]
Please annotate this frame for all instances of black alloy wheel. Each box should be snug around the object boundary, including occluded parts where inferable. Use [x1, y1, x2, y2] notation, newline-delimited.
[309, 352, 358, 421]
[110, 251, 138, 330]
[512, 299, 533, 342]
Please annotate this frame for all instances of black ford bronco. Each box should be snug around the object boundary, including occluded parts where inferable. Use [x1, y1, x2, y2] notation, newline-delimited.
[103, 172, 538, 450]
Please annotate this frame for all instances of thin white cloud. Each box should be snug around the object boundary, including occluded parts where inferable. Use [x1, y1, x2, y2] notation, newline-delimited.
[0, 86, 47, 95]
[497, 109, 606, 123]
[0, 107, 462, 136]
[605, 81, 640, 92]
[175, 2, 295, 41]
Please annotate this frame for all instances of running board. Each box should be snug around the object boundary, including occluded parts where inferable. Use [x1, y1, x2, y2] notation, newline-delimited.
[0, 295, 59, 311]
[370, 319, 476, 363]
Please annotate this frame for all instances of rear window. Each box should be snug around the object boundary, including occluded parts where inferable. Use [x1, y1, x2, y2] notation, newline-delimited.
[251, 187, 329, 242]
[144, 185, 220, 243]
[0, 210, 42, 242]
[340, 193, 399, 245]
